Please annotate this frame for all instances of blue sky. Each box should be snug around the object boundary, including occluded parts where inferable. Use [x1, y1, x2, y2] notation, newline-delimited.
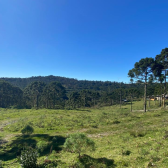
[0, 0, 168, 83]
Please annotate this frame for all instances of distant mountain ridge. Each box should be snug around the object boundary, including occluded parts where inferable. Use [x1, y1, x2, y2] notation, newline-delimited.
[0, 75, 135, 92]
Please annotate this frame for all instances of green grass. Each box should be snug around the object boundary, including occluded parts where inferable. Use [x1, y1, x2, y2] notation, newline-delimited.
[0, 100, 168, 167]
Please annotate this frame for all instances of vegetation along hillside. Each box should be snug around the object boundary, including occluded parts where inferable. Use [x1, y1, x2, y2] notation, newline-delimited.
[0, 75, 142, 92]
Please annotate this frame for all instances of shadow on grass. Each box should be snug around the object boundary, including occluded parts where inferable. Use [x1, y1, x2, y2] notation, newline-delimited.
[79, 154, 116, 168]
[0, 134, 66, 161]
[125, 102, 134, 105]
[38, 161, 58, 168]
[0, 137, 8, 145]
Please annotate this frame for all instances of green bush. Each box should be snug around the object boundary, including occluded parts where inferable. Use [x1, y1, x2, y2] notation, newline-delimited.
[122, 150, 131, 156]
[129, 129, 146, 137]
[113, 120, 120, 124]
[19, 146, 38, 168]
[64, 133, 95, 157]
[21, 125, 34, 135]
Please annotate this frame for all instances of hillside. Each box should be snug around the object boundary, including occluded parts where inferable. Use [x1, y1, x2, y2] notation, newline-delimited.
[0, 75, 140, 92]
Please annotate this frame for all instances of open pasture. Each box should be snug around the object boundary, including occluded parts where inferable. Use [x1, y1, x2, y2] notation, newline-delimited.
[0, 100, 168, 167]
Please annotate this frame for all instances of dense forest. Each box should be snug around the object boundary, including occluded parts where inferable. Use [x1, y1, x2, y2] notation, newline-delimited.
[0, 48, 168, 110]
[0, 78, 140, 109]
[0, 76, 162, 109]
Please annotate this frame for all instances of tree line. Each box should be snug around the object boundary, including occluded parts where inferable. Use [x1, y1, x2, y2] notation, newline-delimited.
[0, 79, 162, 109]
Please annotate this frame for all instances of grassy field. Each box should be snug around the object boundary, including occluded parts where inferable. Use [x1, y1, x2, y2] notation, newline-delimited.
[0, 100, 168, 167]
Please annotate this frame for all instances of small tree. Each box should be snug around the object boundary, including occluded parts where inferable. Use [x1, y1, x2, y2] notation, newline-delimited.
[64, 133, 95, 157]
[21, 125, 34, 135]
[19, 146, 38, 168]
[155, 48, 168, 108]
[128, 58, 155, 112]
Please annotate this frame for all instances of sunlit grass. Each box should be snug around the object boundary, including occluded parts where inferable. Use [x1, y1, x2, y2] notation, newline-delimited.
[0, 100, 168, 167]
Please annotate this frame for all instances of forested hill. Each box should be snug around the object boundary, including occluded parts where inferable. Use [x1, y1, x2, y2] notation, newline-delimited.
[0, 75, 140, 92]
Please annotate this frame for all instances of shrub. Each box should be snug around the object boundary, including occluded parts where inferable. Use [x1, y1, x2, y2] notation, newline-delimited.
[113, 120, 120, 124]
[64, 133, 95, 157]
[122, 150, 131, 156]
[21, 125, 34, 135]
[90, 123, 98, 128]
[129, 129, 146, 137]
[19, 146, 38, 168]
[129, 130, 137, 137]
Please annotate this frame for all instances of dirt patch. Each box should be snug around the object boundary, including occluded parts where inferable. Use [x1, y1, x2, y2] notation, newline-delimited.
[0, 119, 18, 144]
[132, 108, 161, 112]
[0, 120, 18, 131]
[88, 131, 117, 138]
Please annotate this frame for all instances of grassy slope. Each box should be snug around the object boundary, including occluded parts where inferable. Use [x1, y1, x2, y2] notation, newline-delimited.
[0, 100, 168, 167]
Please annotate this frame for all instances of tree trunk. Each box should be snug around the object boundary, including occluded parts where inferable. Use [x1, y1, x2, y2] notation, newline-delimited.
[160, 82, 162, 107]
[163, 70, 166, 108]
[131, 95, 132, 112]
[120, 91, 122, 109]
[144, 73, 147, 112]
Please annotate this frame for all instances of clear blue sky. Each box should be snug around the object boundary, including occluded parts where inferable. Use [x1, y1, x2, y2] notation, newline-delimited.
[0, 0, 168, 83]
